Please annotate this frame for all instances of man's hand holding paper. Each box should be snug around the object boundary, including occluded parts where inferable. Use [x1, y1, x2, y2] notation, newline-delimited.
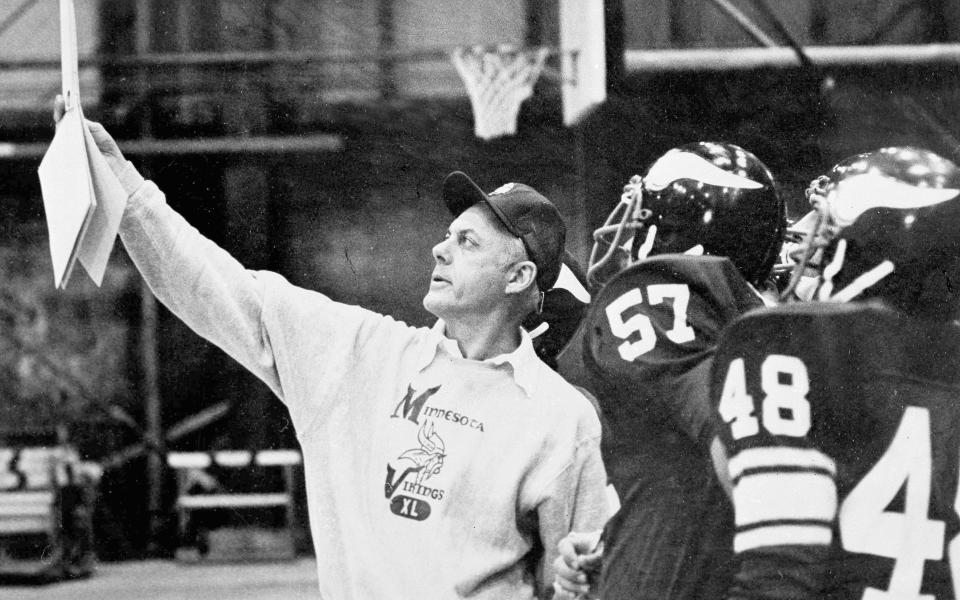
[38, 0, 128, 289]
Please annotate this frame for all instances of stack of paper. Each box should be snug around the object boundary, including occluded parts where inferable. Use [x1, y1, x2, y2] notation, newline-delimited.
[37, 0, 126, 289]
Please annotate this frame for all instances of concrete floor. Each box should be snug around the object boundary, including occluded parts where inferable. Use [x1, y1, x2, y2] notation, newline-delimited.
[2, 558, 319, 600]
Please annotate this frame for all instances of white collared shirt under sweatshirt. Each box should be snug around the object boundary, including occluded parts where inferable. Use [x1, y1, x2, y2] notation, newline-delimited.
[112, 163, 609, 599]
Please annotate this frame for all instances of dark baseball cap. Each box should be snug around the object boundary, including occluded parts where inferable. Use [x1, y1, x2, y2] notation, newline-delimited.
[442, 171, 566, 291]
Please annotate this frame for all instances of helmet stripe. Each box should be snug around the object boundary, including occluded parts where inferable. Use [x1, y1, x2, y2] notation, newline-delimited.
[644, 150, 765, 191]
[830, 174, 960, 225]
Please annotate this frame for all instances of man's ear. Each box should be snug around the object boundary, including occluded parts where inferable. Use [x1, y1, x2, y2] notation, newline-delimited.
[505, 260, 537, 295]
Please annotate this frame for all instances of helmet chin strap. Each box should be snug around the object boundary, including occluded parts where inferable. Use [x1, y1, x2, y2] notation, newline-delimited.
[793, 275, 821, 302]
[747, 282, 779, 307]
[817, 238, 847, 300]
[528, 321, 549, 339]
[634, 225, 658, 261]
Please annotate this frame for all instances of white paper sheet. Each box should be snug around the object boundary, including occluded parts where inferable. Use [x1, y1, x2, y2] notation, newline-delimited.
[38, 107, 96, 289]
[37, 0, 128, 288]
[76, 119, 127, 285]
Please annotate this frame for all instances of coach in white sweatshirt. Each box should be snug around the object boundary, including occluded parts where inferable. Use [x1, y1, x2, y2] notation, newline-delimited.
[67, 105, 608, 599]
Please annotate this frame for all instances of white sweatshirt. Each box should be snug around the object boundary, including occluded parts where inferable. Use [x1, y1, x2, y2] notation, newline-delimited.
[114, 163, 609, 599]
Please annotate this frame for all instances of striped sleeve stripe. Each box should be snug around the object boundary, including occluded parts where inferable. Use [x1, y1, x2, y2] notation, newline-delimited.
[728, 446, 837, 480]
[733, 471, 837, 527]
[733, 464, 835, 487]
[735, 523, 833, 553]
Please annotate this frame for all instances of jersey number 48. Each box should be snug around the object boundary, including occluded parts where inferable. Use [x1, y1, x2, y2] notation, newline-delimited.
[718, 354, 958, 600]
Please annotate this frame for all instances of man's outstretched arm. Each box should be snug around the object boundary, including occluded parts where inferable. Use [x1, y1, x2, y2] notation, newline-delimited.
[62, 98, 283, 396]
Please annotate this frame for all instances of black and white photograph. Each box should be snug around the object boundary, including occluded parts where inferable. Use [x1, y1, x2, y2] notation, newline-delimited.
[2, 1, 960, 599]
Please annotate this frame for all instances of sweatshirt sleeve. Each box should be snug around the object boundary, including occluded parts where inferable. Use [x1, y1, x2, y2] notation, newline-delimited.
[535, 424, 609, 598]
[115, 162, 429, 438]
[116, 161, 284, 399]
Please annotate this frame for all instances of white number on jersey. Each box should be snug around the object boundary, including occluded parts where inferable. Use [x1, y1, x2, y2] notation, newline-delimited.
[605, 283, 694, 361]
[718, 358, 758, 439]
[760, 355, 811, 437]
[840, 406, 946, 600]
[722, 354, 959, 599]
[718, 354, 811, 439]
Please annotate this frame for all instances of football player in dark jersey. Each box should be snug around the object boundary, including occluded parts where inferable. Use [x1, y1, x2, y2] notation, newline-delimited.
[712, 146, 960, 600]
[524, 251, 592, 370]
[552, 142, 787, 600]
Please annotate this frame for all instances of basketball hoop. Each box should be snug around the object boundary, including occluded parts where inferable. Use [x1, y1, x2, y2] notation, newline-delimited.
[451, 45, 550, 141]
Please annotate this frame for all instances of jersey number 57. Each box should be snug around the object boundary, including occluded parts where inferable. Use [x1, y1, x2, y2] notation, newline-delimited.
[605, 283, 695, 361]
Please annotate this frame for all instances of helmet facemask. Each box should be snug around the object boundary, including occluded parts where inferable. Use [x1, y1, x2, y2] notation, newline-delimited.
[587, 175, 655, 288]
[779, 176, 891, 304]
[779, 181, 837, 302]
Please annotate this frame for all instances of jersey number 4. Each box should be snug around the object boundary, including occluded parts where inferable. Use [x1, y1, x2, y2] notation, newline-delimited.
[605, 283, 695, 361]
[719, 355, 957, 600]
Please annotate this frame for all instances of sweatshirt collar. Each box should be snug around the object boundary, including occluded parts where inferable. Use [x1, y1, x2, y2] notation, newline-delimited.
[416, 319, 540, 397]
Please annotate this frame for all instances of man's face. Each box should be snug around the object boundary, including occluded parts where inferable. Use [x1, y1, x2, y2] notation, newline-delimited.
[423, 203, 524, 320]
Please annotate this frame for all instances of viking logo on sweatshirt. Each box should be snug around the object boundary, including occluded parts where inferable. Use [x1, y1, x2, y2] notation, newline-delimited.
[385, 421, 447, 521]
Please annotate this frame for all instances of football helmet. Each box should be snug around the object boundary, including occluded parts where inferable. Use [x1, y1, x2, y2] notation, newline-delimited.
[786, 146, 960, 319]
[588, 142, 786, 290]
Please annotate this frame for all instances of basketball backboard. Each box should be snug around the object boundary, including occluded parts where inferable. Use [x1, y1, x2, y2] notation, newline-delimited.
[559, 0, 607, 126]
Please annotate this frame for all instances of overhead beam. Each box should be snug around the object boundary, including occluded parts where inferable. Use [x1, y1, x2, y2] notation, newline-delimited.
[3, 42, 960, 74]
[625, 44, 960, 72]
[0, 49, 455, 71]
[0, 132, 345, 160]
[0, 44, 960, 72]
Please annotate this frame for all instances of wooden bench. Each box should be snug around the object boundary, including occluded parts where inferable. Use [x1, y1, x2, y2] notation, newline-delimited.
[167, 449, 301, 562]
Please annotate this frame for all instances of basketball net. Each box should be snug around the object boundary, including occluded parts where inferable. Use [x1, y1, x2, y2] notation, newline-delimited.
[451, 45, 550, 141]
